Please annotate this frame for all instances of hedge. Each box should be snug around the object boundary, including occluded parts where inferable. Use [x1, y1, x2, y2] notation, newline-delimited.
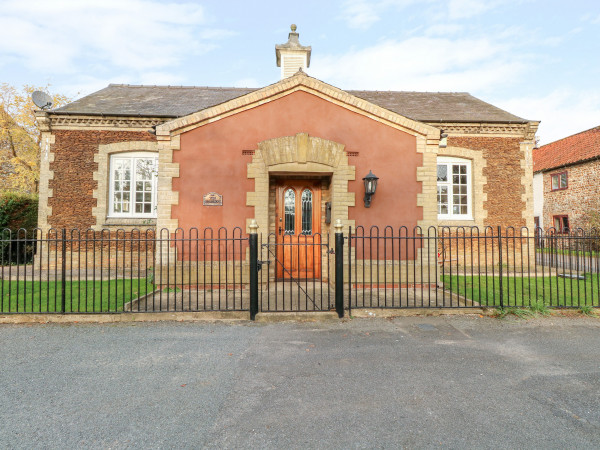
[0, 192, 38, 264]
[0, 191, 38, 231]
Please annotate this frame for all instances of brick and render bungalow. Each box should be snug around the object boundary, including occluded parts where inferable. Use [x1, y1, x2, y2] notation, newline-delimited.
[33, 26, 539, 281]
[533, 125, 600, 232]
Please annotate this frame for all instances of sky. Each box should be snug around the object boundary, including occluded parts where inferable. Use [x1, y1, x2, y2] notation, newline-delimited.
[1, 0, 599, 145]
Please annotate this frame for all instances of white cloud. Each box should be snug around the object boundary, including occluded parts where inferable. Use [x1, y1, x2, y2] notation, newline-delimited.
[339, 0, 508, 30]
[311, 35, 528, 92]
[446, 0, 500, 20]
[340, 0, 382, 29]
[340, 0, 424, 30]
[424, 23, 464, 36]
[0, 1, 233, 76]
[497, 89, 600, 145]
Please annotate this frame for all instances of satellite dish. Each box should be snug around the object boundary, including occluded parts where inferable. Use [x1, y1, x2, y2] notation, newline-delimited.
[32, 91, 53, 110]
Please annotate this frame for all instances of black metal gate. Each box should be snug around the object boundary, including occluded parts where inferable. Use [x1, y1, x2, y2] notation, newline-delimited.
[256, 233, 333, 312]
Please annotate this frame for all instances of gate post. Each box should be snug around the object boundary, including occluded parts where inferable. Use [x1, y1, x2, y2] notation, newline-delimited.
[497, 226, 504, 309]
[61, 228, 67, 313]
[249, 220, 259, 320]
[334, 220, 344, 318]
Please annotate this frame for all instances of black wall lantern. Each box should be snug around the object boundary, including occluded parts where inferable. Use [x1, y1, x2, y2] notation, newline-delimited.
[362, 170, 379, 208]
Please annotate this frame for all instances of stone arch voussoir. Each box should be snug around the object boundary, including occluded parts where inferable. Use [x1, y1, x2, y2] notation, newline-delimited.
[246, 132, 355, 235]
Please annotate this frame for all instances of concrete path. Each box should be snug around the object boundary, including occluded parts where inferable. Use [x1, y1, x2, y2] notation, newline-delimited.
[2, 315, 600, 449]
[125, 283, 472, 312]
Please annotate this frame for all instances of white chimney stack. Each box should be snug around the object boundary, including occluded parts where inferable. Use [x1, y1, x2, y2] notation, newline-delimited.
[275, 24, 311, 80]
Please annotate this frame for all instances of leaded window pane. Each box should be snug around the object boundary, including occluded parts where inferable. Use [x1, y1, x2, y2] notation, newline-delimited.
[284, 189, 295, 234]
[437, 186, 448, 214]
[437, 165, 447, 182]
[136, 159, 154, 180]
[301, 189, 312, 235]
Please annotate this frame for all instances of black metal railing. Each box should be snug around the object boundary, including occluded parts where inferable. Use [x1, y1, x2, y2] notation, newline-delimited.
[0, 227, 248, 314]
[1, 226, 599, 317]
[347, 226, 600, 312]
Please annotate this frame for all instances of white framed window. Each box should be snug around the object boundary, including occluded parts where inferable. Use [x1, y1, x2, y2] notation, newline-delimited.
[108, 152, 158, 218]
[437, 156, 472, 220]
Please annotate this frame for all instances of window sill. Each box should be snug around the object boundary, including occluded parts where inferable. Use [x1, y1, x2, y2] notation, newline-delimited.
[103, 217, 157, 227]
[437, 217, 478, 228]
[438, 215, 474, 221]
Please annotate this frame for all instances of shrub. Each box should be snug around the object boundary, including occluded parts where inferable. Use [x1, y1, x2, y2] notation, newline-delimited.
[0, 191, 38, 230]
[0, 192, 38, 264]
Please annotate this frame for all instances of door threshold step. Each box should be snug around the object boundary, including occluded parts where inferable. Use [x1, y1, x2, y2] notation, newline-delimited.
[255, 311, 339, 322]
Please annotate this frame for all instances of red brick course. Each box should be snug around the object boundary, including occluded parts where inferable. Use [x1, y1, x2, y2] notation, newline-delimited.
[48, 130, 156, 230]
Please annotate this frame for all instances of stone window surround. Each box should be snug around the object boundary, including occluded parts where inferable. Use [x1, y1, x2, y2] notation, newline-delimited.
[92, 141, 160, 230]
[436, 146, 487, 228]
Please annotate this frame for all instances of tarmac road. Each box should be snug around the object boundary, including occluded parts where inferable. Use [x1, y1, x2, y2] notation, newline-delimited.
[1, 315, 600, 449]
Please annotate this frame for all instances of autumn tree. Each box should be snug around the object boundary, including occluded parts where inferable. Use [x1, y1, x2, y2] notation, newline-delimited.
[0, 83, 70, 193]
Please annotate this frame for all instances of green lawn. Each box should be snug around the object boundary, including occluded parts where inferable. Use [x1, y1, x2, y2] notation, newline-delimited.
[442, 274, 600, 307]
[1, 279, 155, 313]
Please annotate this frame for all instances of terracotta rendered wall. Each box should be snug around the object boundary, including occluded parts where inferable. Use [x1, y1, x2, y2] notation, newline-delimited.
[449, 136, 526, 228]
[542, 160, 600, 230]
[48, 130, 156, 230]
[173, 91, 421, 231]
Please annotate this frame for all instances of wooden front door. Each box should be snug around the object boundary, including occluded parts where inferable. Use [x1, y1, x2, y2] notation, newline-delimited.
[275, 180, 322, 279]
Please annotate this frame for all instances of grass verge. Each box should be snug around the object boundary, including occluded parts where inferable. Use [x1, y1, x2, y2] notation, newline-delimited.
[1, 279, 154, 313]
[442, 274, 600, 308]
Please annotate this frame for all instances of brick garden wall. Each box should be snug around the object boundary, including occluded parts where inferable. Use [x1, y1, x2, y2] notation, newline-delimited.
[542, 159, 600, 230]
[449, 136, 526, 228]
[48, 130, 156, 230]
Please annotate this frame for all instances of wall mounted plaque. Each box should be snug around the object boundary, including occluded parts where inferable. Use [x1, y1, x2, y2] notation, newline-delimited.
[203, 192, 223, 206]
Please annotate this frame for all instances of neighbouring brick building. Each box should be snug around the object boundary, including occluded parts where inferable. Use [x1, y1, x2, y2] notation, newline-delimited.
[34, 26, 539, 277]
[533, 125, 600, 231]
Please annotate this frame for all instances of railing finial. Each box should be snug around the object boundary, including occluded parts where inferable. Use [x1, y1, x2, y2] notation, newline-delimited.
[334, 219, 343, 234]
[249, 219, 259, 234]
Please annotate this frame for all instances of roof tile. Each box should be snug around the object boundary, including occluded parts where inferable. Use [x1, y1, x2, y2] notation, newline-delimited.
[53, 83, 528, 124]
[533, 126, 600, 172]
